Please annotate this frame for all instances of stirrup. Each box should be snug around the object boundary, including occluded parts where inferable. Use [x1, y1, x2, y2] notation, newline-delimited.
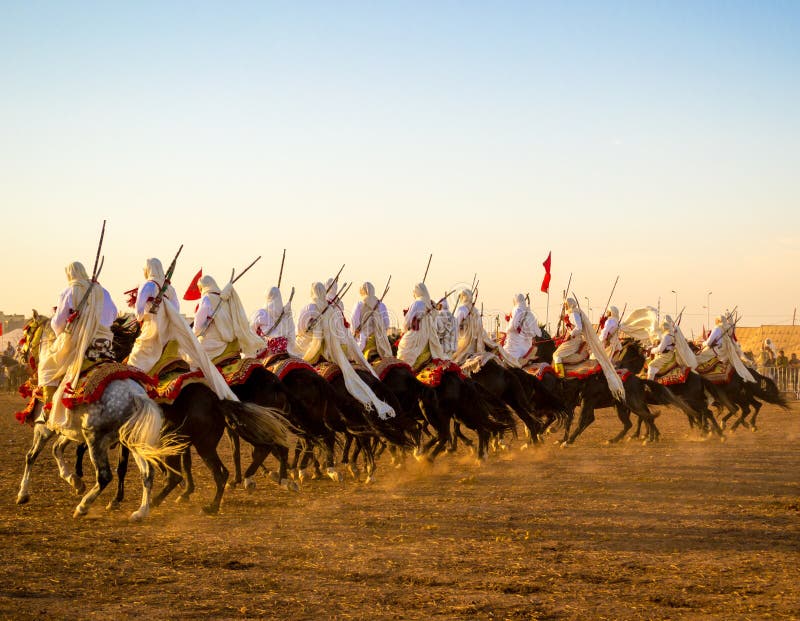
[553, 362, 566, 378]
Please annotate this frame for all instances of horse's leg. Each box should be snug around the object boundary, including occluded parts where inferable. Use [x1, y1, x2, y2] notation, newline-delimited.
[52, 434, 82, 493]
[107, 445, 130, 510]
[197, 446, 229, 514]
[608, 405, 632, 443]
[128, 451, 154, 522]
[361, 438, 376, 484]
[17, 421, 54, 505]
[74, 428, 115, 518]
[566, 401, 595, 445]
[151, 453, 183, 507]
[341, 433, 357, 480]
[225, 428, 243, 489]
[73, 442, 88, 494]
[178, 449, 195, 501]
[749, 398, 763, 431]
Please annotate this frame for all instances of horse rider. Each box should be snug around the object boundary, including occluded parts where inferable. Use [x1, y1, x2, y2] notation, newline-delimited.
[396, 283, 447, 369]
[552, 297, 585, 377]
[351, 281, 392, 362]
[251, 286, 301, 357]
[436, 296, 458, 360]
[453, 288, 500, 365]
[502, 293, 542, 366]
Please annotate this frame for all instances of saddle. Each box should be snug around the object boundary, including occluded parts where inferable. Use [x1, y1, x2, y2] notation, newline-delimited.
[265, 355, 316, 380]
[216, 357, 264, 387]
[694, 356, 734, 385]
[522, 362, 557, 380]
[61, 362, 157, 410]
[416, 359, 465, 387]
[459, 352, 497, 377]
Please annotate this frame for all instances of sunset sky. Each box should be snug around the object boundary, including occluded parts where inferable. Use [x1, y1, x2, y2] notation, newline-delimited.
[1, 2, 798, 336]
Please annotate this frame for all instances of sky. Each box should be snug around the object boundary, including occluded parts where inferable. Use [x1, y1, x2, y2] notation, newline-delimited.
[1, 1, 798, 337]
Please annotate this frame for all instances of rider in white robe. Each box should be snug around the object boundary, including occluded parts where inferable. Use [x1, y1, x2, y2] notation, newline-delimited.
[453, 288, 499, 365]
[396, 283, 446, 369]
[552, 298, 586, 374]
[296, 282, 394, 420]
[193, 275, 264, 362]
[351, 282, 392, 361]
[436, 297, 458, 359]
[251, 286, 301, 357]
[127, 258, 237, 400]
[599, 306, 621, 360]
[503, 293, 541, 365]
[39, 262, 117, 431]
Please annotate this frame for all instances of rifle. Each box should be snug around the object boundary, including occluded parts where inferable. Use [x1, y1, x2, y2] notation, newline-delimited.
[65, 220, 106, 333]
[422, 254, 432, 284]
[197, 255, 261, 337]
[277, 249, 286, 288]
[596, 275, 619, 333]
[305, 281, 353, 333]
[148, 244, 184, 315]
[327, 264, 346, 294]
[354, 276, 391, 337]
[554, 272, 572, 337]
[262, 286, 295, 338]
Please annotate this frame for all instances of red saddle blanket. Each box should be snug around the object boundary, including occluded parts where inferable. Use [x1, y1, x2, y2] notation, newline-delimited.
[61, 362, 157, 410]
[315, 361, 342, 382]
[265, 355, 316, 380]
[695, 357, 734, 385]
[216, 357, 264, 387]
[371, 356, 413, 381]
[416, 359, 465, 387]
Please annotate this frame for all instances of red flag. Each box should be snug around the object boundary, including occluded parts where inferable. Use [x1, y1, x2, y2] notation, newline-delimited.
[183, 268, 203, 301]
[0, 323, 3, 336]
[540, 251, 552, 294]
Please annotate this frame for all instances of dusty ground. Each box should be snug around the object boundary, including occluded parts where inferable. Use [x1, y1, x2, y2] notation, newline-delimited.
[0, 393, 797, 620]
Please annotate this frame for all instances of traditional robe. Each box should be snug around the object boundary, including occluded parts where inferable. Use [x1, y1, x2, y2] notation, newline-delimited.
[251, 286, 301, 357]
[396, 283, 446, 369]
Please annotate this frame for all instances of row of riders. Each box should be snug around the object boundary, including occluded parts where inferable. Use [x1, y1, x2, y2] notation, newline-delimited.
[14, 256, 787, 521]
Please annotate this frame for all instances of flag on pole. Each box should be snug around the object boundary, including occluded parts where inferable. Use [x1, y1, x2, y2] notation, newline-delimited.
[183, 268, 203, 301]
[540, 252, 552, 293]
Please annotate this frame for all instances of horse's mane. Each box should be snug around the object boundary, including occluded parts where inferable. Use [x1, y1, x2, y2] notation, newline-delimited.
[112, 313, 142, 362]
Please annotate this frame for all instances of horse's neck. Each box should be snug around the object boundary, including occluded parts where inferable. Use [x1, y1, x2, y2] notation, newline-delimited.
[536, 331, 556, 364]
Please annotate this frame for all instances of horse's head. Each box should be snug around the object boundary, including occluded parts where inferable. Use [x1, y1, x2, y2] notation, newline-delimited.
[617, 337, 646, 374]
[18, 312, 51, 371]
[111, 313, 142, 362]
[533, 326, 556, 364]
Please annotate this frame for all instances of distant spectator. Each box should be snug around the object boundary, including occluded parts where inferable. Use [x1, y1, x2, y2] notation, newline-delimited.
[758, 348, 774, 367]
[776, 350, 789, 368]
[743, 351, 756, 366]
[789, 353, 800, 368]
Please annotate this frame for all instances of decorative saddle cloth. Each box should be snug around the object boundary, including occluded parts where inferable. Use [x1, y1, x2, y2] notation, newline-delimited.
[264, 355, 316, 380]
[459, 352, 498, 376]
[695, 356, 734, 385]
[151, 367, 206, 404]
[14, 363, 157, 425]
[523, 362, 557, 380]
[416, 358, 465, 387]
[563, 358, 602, 380]
[216, 356, 264, 387]
[371, 356, 413, 381]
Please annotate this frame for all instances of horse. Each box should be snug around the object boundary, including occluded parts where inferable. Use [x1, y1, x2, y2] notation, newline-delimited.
[522, 330, 691, 446]
[15, 314, 184, 521]
[110, 315, 292, 513]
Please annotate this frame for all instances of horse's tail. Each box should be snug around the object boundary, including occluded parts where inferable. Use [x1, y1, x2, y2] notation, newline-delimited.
[220, 400, 293, 449]
[118, 396, 186, 469]
[641, 379, 691, 419]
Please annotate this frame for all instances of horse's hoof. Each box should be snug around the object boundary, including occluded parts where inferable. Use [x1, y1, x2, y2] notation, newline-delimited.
[267, 471, 280, 484]
[559, 441, 568, 449]
[719, 435, 727, 443]
[347, 465, 360, 480]
[129, 509, 148, 522]
[750, 426, 758, 433]
[225, 481, 238, 491]
[73, 505, 88, 519]
[202, 505, 219, 515]
[16, 493, 30, 505]
[311, 469, 323, 480]
[175, 493, 190, 504]
[326, 468, 341, 483]
[519, 443, 529, 451]
[364, 475, 375, 485]
[106, 499, 122, 511]
[297, 469, 307, 483]
[280, 479, 300, 492]
[68, 475, 86, 495]
[244, 477, 256, 491]
[413, 451, 425, 462]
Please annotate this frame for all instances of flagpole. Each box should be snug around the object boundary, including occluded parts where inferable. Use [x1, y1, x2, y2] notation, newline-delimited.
[546, 290, 550, 333]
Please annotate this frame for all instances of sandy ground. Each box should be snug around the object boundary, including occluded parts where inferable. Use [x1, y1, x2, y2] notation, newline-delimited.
[0, 393, 797, 620]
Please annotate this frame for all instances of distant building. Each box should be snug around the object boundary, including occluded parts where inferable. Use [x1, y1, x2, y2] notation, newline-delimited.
[0, 312, 26, 334]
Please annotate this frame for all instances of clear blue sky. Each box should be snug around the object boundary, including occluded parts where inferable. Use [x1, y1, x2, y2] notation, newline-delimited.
[1, 1, 798, 335]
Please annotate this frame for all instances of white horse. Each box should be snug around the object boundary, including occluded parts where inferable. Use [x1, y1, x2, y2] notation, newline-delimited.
[16, 314, 182, 521]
